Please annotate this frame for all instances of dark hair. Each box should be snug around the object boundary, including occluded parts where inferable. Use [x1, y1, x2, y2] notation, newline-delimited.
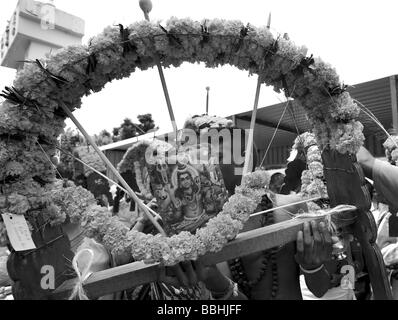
[269, 172, 286, 193]
[175, 171, 199, 199]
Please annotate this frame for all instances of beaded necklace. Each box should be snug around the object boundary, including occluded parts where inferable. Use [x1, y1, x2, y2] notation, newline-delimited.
[228, 194, 279, 299]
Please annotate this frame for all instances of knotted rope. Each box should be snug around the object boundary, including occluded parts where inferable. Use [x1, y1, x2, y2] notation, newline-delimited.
[69, 249, 95, 300]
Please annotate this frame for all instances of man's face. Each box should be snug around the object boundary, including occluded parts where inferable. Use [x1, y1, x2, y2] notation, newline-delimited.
[179, 173, 192, 189]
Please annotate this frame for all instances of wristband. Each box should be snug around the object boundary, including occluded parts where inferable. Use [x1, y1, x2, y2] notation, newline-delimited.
[300, 264, 325, 274]
[211, 279, 239, 300]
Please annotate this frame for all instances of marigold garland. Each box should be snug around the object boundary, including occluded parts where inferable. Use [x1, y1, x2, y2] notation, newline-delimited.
[293, 132, 329, 212]
[0, 18, 365, 265]
[383, 136, 398, 165]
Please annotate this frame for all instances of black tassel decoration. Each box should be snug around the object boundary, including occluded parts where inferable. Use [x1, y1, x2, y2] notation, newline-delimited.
[328, 83, 348, 96]
[86, 54, 98, 75]
[159, 25, 182, 48]
[118, 24, 137, 57]
[23, 59, 69, 88]
[200, 21, 210, 46]
[234, 24, 250, 52]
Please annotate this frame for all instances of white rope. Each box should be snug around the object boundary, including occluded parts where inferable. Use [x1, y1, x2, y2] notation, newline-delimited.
[354, 99, 398, 149]
[55, 145, 162, 221]
[293, 204, 357, 232]
[36, 140, 64, 179]
[69, 249, 95, 300]
[293, 204, 357, 219]
[259, 99, 291, 167]
[250, 196, 322, 218]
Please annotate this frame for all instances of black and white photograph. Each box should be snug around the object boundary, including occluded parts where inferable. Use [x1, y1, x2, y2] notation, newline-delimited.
[0, 0, 398, 307]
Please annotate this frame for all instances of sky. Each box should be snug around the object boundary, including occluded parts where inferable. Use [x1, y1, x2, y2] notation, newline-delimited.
[1, 0, 398, 136]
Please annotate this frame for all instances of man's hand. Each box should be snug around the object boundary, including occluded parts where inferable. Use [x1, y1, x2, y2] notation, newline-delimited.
[158, 260, 221, 288]
[356, 147, 375, 179]
[158, 261, 246, 299]
[295, 221, 333, 270]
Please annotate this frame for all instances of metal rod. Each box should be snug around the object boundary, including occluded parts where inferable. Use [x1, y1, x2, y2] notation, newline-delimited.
[141, 5, 178, 137]
[267, 12, 272, 29]
[206, 86, 210, 115]
[59, 102, 167, 236]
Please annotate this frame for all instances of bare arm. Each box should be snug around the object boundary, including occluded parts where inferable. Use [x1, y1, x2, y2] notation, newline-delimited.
[296, 221, 334, 298]
[357, 146, 398, 208]
[356, 147, 375, 179]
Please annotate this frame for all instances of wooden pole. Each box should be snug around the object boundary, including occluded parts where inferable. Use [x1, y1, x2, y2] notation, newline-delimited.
[242, 13, 272, 177]
[53, 208, 355, 299]
[242, 77, 262, 177]
[59, 102, 167, 237]
[206, 86, 210, 115]
[139, 0, 178, 137]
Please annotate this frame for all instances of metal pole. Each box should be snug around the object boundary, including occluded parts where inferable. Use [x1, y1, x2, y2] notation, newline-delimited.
[206, 86, 210, 115]
[139, 0, 178, 137]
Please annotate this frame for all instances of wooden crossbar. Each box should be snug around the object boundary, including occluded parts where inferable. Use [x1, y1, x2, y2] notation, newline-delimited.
[53, 210, 356, 300]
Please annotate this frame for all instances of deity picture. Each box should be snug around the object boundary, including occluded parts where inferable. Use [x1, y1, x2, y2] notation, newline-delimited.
[147, 144, 229, 235]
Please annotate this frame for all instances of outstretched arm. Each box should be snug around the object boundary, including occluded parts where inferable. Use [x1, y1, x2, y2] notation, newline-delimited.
[357, 146, 398, 208]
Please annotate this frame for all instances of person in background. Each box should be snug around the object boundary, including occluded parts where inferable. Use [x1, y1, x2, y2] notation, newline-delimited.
[372, 188, 390, 228]
[269, 172, 286, 194]
[357, 146, 398, 299]
[280, 149, 306, 195]
[357, 146, 398, 209]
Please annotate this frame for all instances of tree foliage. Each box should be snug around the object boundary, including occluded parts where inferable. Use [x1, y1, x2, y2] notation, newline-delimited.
[112, 114, 156, 142]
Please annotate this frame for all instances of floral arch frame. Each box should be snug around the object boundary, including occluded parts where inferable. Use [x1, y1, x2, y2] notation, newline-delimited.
[0, 18, 365, 266]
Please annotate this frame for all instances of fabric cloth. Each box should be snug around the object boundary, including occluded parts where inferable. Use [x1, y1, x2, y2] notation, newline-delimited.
[299, 275, 356, 300]
[376, 212, 398, 267]
[376, 211, 398, 299]
[372, 160, 398, 299]
[74, 238, 118, 300]
[151, 282, 211, 300]
[0, 255, 11, 287]
[373, 160, 398, 209]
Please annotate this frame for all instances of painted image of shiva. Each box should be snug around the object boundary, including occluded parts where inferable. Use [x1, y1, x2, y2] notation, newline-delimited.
[170, 163, 211, 233]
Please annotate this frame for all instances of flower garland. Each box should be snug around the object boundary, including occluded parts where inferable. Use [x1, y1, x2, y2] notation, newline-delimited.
[183, 114, 235, 134]
[0, 179, 97, 247]
[383, 135, 398, 165]
[126, 170, 268, 265]
[117, 140, 173, 200]
[0, 18, 365, 265]
[292, 132, 329, 212]
[74, 146, 107, 177]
